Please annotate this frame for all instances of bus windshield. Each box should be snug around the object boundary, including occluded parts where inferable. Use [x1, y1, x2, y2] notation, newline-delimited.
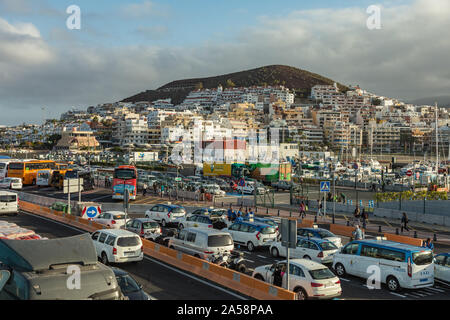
[114, 169, 136, 180]
[412, 251, 434, 265]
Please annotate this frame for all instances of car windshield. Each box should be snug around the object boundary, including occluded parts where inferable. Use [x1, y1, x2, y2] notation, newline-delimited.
[0, 195, 16, 202]
[143, 221, 159, 229]
[117, 237, 140, 247]
[317, 230, 335, 238]
[171, 207, 185, 214]
[114, 169, 136, 180]
[116, 274, 141, 294]
[412, 251, 434, 265]
[208, 235, 233, 247]
[319, 241, 338, 251]
[308, 268, 336, 280]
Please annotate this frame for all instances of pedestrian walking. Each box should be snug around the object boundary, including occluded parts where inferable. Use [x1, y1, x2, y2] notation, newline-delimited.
[299, 201, 306, 219]
[352, 225, 364, 240]
[401, 212, 410, 232]
[316, 200, 324, 221]
[361, 208, 369, 229]
[142, 184, 147, 196]
[353, 206, 361, 226]
[422, 238, 434, 252]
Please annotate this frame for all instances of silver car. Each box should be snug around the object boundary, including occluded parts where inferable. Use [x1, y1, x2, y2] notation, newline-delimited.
[125, 218, 162, 241]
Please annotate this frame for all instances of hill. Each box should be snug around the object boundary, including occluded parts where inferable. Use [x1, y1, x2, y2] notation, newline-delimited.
[122, 65, 349, 105]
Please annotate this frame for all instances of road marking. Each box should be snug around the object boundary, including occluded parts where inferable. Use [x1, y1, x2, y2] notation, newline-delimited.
[91, 194, 113, 201]
[245, 259, 255, 263]
[422, 288, 440, 294]
[143, 256, 247, 300]
[427, 286, 445, 293]
[390, 292, 407, 298]
[339, 278, 350, 282]
[257, 255, 268, 259]
[405, 292, 426, 298]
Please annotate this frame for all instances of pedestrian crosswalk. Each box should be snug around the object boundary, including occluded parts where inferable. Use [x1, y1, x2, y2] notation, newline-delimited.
[391, 285, 449, 299]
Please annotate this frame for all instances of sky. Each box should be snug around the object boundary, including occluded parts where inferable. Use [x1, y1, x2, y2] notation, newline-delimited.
[1, 0, 449, 126]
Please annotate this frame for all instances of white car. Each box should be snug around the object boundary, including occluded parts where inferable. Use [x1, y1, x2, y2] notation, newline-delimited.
[236, 181, 266, 195]
[204, 185, 226, 196]
[252, 259, 342, 300]
[144, 204, 186, 227]
[0, 177, 22, 190]
[270, 237, 339, 264]
[178, 214, 214, 230]
[91, 229, 143, 265]
[92, 211, 128, 229]
[297, 227, 342, 248]
[434, 253, 450, 285]
[223, 221, 278, 252]
[125, 218, 162, 241]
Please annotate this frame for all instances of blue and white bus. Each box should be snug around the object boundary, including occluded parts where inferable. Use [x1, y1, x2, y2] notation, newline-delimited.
[332, 239, 434, 292]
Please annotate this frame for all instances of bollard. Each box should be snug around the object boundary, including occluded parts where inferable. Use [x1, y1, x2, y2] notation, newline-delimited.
[314, 215, 317, 223]
[277, 210, 280, 217]
[332, 214, 335, 224]
[378, 226, 382, 233]
[396, 228, 399, 235]
[266, 207, 269, 214]
[290, 211, 292, 217]
[346, 220, 349, 226]
[414, 231, 417, 238]
[433, 233, 437, 242]
[255, 207, 258, 213]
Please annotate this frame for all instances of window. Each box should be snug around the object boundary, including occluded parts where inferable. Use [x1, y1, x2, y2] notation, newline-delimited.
[117, 237, 140, 247]
[98, 233, 107, 243]
[309, 268, 336, 280]
[113, 214, 125, 220]
[162, 206, 169, 213]
[185, 232, 196, 242]
[199, 217, 210, 224]
[261, 227, 276, 235]
[378, 248, 405, 262]
[445, 257, 450, 267]
[290, 265, 305, 277]
[361, 245, 379, 258]
[132, 221, 140, 229]
[91, 231, 100, 241]
[142, 221, 159, 229]
[412, 251, 433, 266]
[177, 230, 187, 240]
[342, 243, 359, 255]
[0, 195, 16, 202]
[229, 224, 240, 231]
[434, 255, 446, 266]
[208, 235, 233, 247]
[151, 205, 159, 212]
[239, 224, 250, 233]
[319, 241, 338, 251]
[105, 236, 116, 246]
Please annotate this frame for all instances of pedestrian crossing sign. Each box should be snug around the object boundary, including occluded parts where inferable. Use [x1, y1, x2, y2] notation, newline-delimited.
[320, 181, 330, 192]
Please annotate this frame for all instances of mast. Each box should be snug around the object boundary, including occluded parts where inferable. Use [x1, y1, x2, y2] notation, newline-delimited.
[435, 102, 439, 173]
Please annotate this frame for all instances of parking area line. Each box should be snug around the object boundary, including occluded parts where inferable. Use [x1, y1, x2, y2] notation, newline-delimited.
[390, 292, 407, 298]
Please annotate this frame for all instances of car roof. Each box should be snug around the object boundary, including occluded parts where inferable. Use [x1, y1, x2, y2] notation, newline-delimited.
[182, 227, 229, 236]
[96, 229, 140, 237]
[105, 211, 126, 215]
[279, 259, 328, 270]
[236, 221, 271, 229]
[297, 236, 330, 244]
[352, 239, 431, 251]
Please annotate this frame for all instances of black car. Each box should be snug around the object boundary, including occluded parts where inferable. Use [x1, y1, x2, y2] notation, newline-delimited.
[111, 267, 152, 300]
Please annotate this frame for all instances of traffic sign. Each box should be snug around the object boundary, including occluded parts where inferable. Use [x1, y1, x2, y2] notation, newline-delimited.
[85, 206, 98, 218]
[239, 178, 245, 187]
[63, 178, 83, 194]
[320, 181, 330, 192]
[406, 170, 412, 177]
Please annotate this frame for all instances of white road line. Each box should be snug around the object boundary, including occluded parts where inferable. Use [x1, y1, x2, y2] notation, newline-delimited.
[245, 259, 255, 263]
[23, 210, 248, 300]
[257, 255, 268, 259]
[427, 287, 445, 292]
[339, 278, 350, 282]
[422, 288, 440, 294]
[390, 292, 407, 298]
[405, 292, 426, 298]
[91, 195, 113, 201]
[143, 256, 247, 300]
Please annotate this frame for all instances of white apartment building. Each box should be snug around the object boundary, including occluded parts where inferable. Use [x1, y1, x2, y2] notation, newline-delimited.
[113, 114, 149, 147]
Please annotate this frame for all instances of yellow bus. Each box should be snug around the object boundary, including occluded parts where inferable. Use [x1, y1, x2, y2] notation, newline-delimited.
[7, 160, 56, 185]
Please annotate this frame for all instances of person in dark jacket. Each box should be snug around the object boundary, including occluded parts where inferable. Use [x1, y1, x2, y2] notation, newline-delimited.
[273, 265, 283, 287]
[401, 212, 410, 232]
[361, 208, 369, 229]
[422, 238, 434, 251]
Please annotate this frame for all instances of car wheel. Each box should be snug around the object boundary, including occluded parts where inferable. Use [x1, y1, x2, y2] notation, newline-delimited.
[271, 247, 279, 258]
[254, 274, 265, 281]
[238, 263, 247, 274]
[303, 255, 311, 260]
[386, 276, 401, 292]
[247, 241, 255, 252]
[101, 252, 109, 265]
[334, 263, 346, 277]
[294, 287, 308, 300]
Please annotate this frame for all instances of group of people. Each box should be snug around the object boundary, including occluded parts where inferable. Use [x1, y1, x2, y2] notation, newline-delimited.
[227, 207, 254, 223]
[353, 206, 369, 229]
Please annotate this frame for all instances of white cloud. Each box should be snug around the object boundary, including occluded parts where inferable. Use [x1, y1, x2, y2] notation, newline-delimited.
[122, 1, 168, 18]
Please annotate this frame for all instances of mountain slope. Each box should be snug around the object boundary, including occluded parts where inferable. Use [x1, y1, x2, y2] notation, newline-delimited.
[408, 96, 450, 107]
[122, 65, 349, 104]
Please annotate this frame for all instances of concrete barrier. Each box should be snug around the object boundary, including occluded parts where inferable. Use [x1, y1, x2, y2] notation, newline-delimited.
[329, 224, 362, 238]
[19, 200, 296, 300]
[383, 233, 423, 247]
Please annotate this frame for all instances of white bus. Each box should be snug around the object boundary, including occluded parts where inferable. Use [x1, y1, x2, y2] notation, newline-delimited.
[332, 239, 434, 292]
[0, 191, 18, 216]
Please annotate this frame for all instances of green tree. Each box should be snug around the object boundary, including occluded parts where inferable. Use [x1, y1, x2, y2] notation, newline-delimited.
[226, 79, 236, 88]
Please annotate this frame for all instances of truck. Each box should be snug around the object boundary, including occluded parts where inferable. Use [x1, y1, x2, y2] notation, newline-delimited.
[0, 234, 125, 300]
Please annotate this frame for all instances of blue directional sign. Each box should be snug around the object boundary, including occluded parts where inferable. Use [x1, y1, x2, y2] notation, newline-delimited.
[239, 178, 245, 187]
[320, 181, 330, 192]
[86, 206, 98, 218]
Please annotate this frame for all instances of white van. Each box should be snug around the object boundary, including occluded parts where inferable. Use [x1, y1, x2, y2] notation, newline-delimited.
[91, 229, 144, 265]
[0, 191, 18, 216]
[332, 239, 435, 292]
[36, 170, 52, 187]
[168, 228, 234, 261]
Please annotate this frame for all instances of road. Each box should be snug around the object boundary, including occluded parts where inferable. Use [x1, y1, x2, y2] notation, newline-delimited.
[2, 207, 449, 300]
[0, 212, 247, 301]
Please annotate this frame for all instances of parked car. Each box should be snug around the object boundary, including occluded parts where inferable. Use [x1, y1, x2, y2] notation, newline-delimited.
[111, 267, 152, 300]
[236, 181, 267, 195]
[252, 259, 342, 300]
[0, 177, 22, 190]
[91, 229, 144, 265]
[125, 218, 162, 241]
[0, 191, 18, 216]
[92, 211, 128, 229]
[297, 227, 342, 248]
[271, 180, 300, 191]
[434, 253, 450, 285]
[168, 227, 234, 261]
[270, 237, 339, 264]
[145, 204, 186, 227]
[223, 221, 278, 252]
